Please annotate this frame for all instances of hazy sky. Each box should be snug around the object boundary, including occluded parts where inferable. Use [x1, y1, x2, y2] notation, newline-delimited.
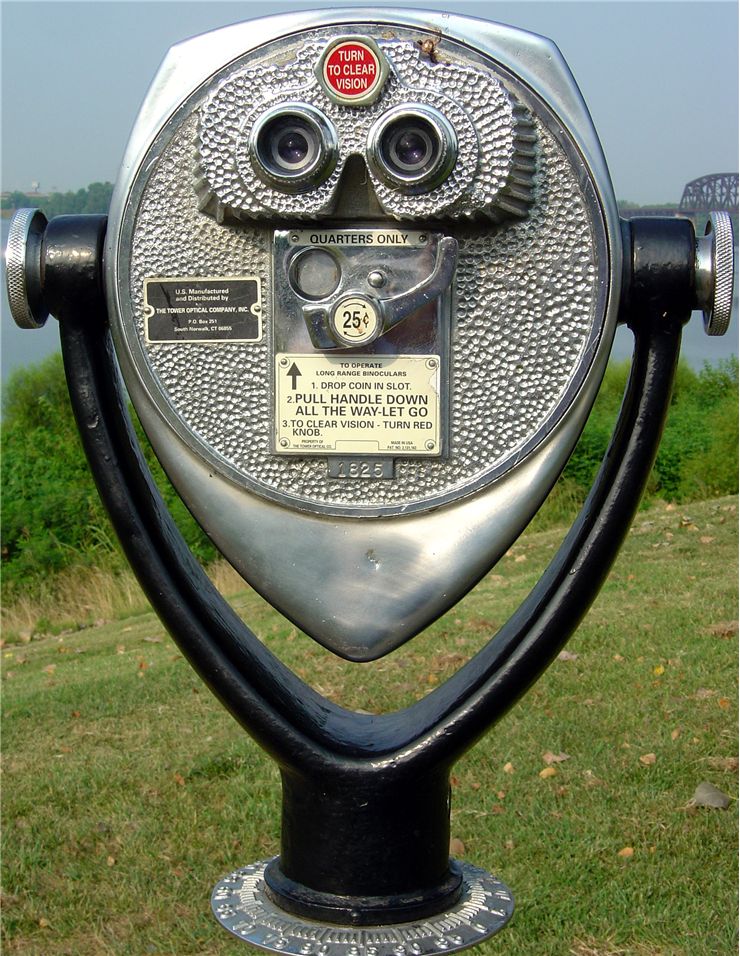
[1, 0, 738, 203]
[1, 0, 738, 378]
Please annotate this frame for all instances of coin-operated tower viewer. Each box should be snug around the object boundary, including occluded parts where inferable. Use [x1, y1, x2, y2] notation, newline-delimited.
[6, 9, 734, 954]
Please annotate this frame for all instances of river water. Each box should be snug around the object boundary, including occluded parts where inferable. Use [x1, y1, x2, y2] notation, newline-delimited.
[1, 216, 738, 387]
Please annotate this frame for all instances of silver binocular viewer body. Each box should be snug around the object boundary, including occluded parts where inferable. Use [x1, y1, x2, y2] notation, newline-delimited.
[108, 11, 622, 662]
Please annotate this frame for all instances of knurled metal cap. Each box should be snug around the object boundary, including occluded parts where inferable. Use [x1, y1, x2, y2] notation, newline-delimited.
[5, 207, 48, 329]
[694, 211, 735, 336]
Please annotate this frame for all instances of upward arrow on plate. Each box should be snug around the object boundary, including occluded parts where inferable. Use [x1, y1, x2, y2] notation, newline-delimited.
[287, 363, 302, 389]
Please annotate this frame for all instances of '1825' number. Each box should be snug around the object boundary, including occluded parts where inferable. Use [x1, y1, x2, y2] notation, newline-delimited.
[328, 458, 393, 480]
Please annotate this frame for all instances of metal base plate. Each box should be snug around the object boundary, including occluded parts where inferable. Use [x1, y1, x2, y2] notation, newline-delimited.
[212, 858, 514, 956]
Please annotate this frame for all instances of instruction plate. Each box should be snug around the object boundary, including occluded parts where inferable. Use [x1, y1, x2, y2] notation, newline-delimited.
[275, 354, 441, 455]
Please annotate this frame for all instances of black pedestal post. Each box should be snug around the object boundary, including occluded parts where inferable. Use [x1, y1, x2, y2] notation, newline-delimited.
[266, 767, 461, 924]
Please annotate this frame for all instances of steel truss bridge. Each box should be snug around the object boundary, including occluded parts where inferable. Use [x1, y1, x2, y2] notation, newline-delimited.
[679, 173, 738, 214]
[620, 173, 738, 240]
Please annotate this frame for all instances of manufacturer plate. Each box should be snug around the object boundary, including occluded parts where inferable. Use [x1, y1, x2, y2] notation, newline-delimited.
[212, 858, 515, 956]
[275, 354, 441, 455]
[144, 276, 262, 343]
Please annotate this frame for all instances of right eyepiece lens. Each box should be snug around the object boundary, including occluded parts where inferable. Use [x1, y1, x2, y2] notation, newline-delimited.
[368, 106, 457, 193]
[383, 120, 436, 175]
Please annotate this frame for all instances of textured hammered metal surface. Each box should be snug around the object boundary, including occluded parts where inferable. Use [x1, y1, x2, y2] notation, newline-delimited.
[196, 39, 535, 223]
[124, 29, 604, 515]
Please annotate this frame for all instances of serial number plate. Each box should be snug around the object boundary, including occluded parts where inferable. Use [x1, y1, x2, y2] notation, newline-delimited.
[275, 353, 441, 456]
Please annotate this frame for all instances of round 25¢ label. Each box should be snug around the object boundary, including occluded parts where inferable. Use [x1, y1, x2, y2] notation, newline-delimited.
[329, 296, 381, 347]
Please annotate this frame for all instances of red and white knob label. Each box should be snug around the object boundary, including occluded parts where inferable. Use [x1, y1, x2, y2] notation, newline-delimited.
[318, 38, 387, 105]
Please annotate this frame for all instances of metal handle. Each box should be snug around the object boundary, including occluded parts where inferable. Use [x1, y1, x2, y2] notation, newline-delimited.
[694, 210, 734, 336]
[303, 236, 458, 348]
[5, 208, 49, 329]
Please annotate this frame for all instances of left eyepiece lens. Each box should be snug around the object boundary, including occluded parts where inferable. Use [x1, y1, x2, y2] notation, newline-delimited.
[274, 127, 311, 168]
[250, 104, 338, 191]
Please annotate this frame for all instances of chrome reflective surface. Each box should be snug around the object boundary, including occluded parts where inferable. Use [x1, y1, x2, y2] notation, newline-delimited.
[5, 208, 48, 329]
[294, 232, 457, 349]
[105, 9, 622, 659]
[694, 211, 734, 336]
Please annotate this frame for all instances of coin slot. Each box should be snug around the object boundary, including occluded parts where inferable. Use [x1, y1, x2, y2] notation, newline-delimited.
[288, 248, 341, 301]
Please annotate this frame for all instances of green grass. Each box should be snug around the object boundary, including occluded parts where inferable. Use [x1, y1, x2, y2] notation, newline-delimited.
[2, 497, 737, 955]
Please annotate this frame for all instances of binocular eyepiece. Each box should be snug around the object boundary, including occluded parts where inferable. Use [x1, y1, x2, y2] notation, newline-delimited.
[248, 101, 458, 196]
[195, 28, 536, 224]
[250, 103, 339, 192]
[366, 104, 458, 192]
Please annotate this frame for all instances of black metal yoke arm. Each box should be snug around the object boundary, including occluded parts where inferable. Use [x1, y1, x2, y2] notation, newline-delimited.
[56, 214, 685, 783]
[397, 308, 682, 773]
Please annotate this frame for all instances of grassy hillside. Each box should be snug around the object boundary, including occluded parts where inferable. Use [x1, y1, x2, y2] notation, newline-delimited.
[2, 354, 737, 642]
[2, 495, 737, 956]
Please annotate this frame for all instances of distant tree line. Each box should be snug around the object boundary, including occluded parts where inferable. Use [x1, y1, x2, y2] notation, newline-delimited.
[1, 185, 680, 218]
[1, 353, 737, 606]
[617, 201, 679, 210]
[1, 182, 113, 217]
